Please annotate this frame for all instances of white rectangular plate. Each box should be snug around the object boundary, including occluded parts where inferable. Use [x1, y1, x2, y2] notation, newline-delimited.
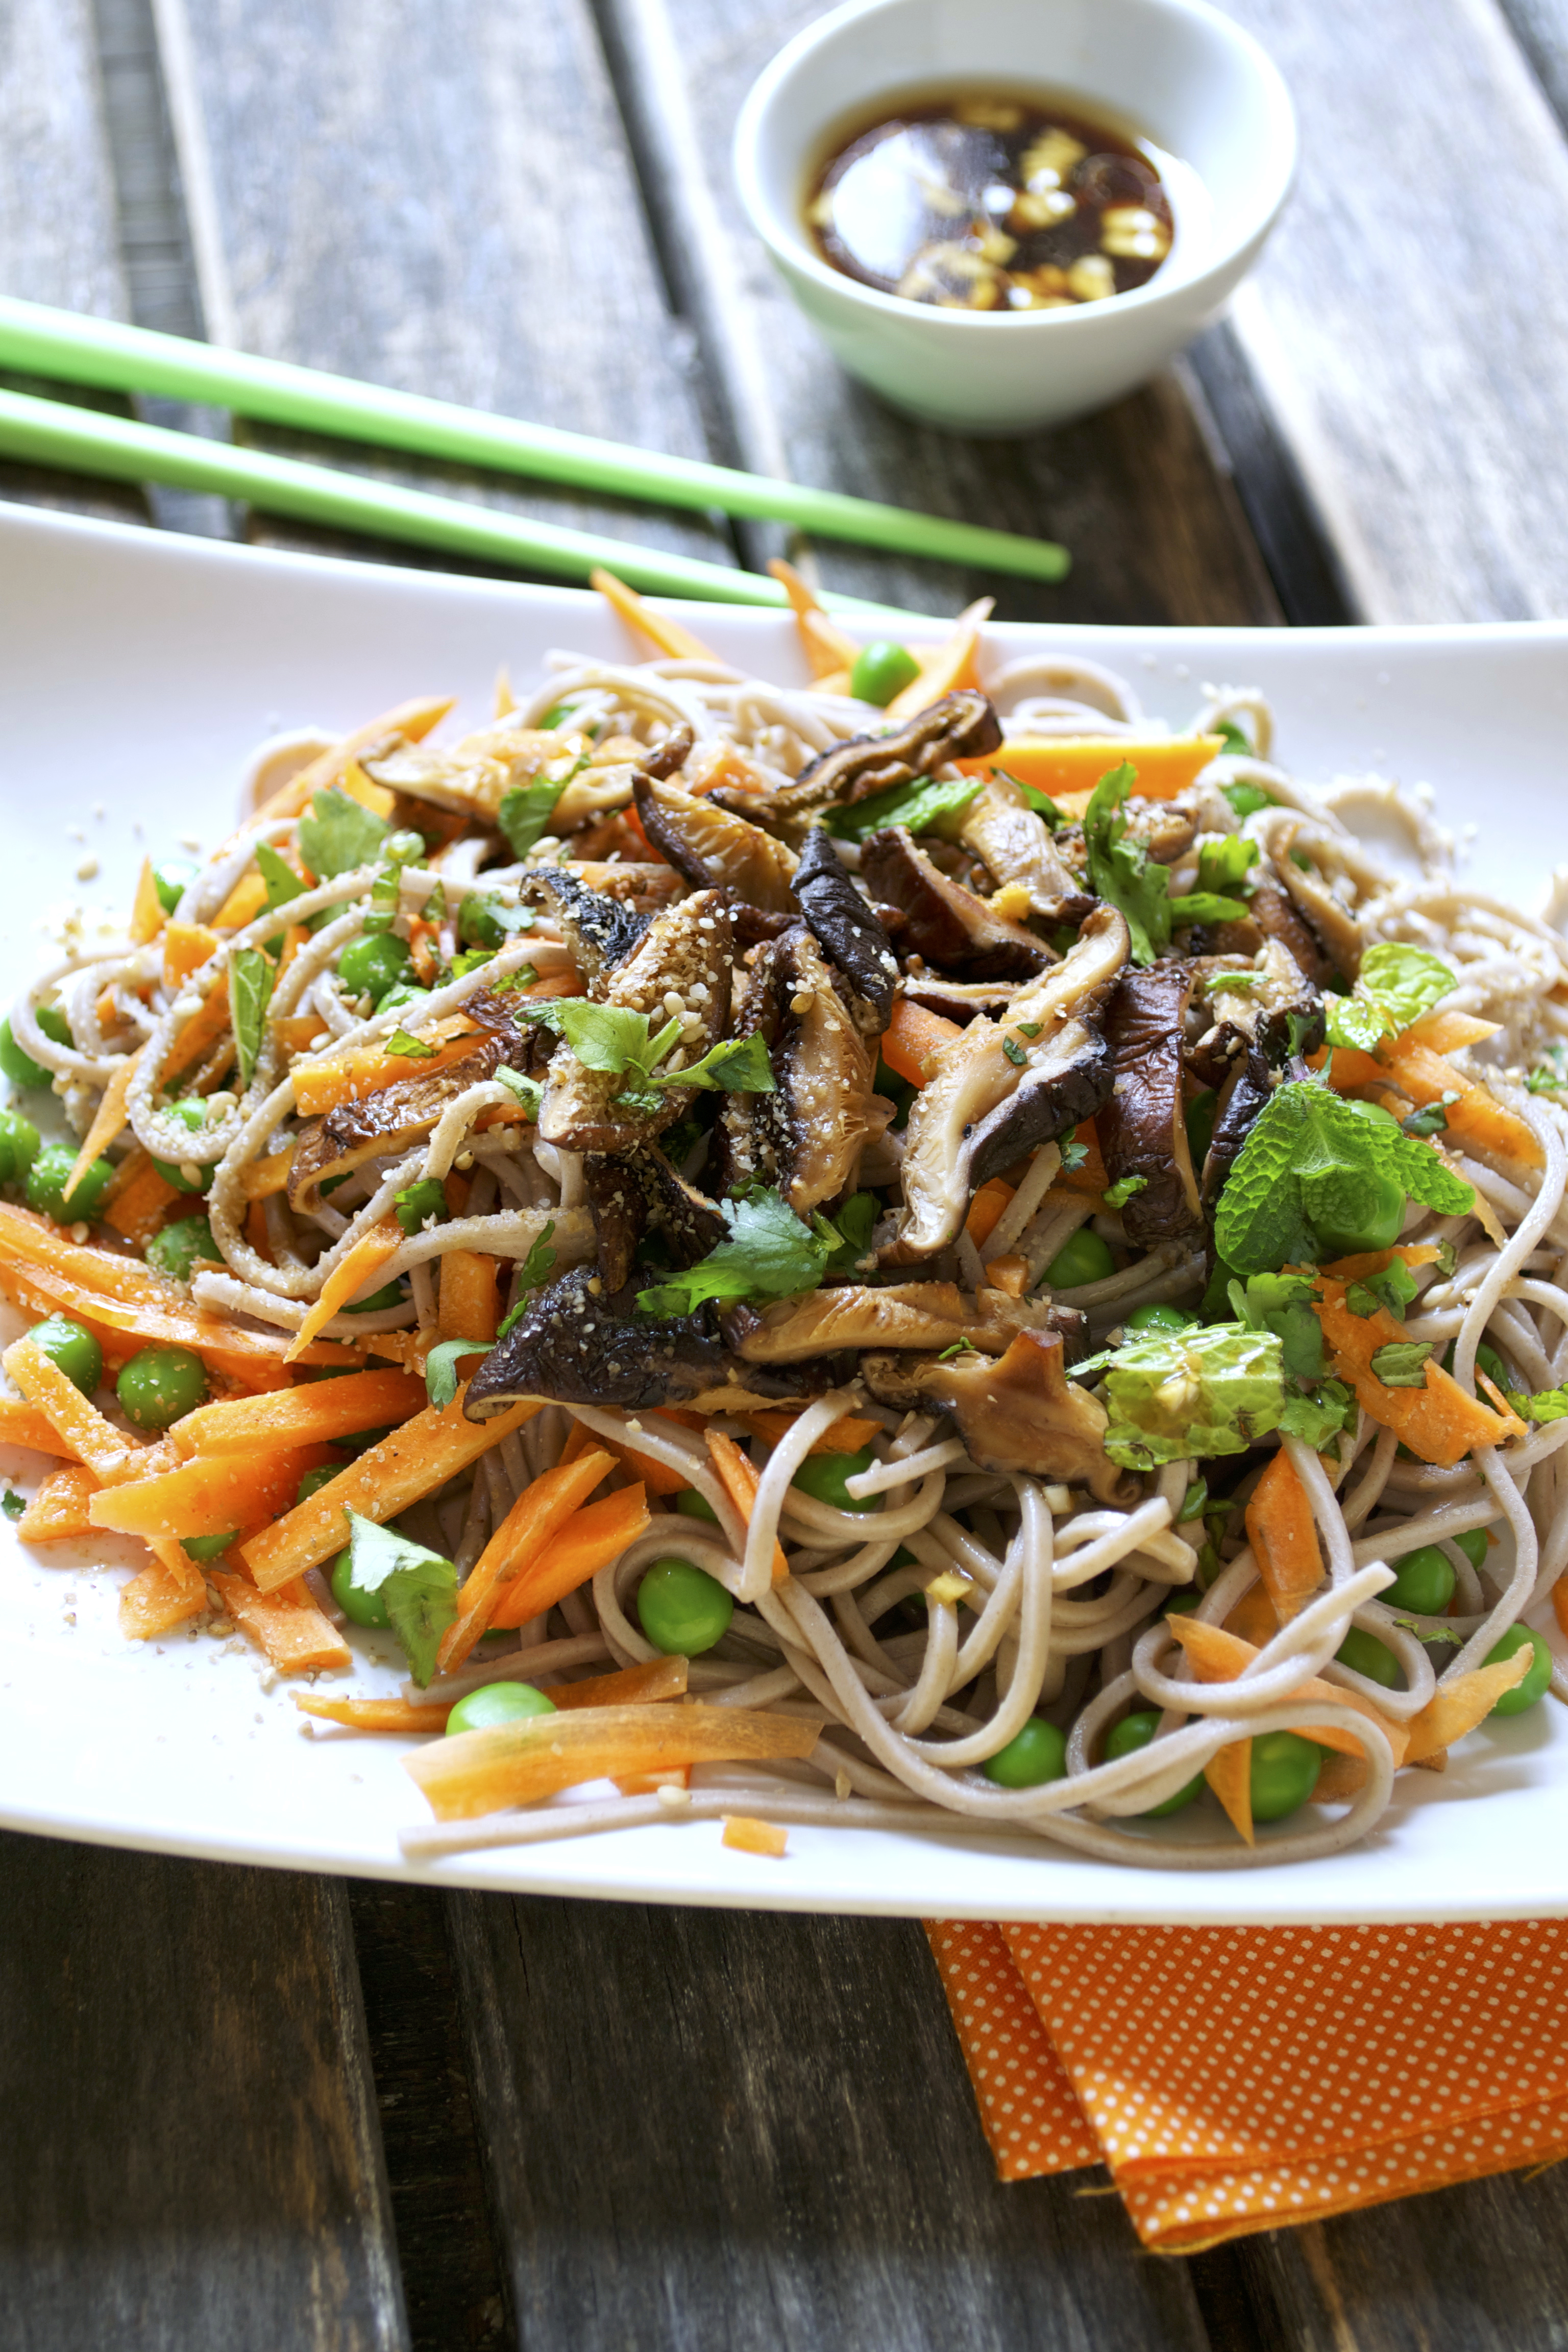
[3, 499, 1565, 1924]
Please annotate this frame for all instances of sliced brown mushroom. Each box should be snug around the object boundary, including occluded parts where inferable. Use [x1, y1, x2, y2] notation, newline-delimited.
[1187, 939, 1324, 1087]
[1100, 962, 1204, 1247]
[363, 724, 563, 823]
[712, 691, 1002, 843]
[633, 773, 799, 910]
[1199, 1044, 1273, 1215]
[583, 1145, 729, 1291]
[565, 861, 686, 914]
[708, 925, 886, 1214]
[724, 1280, 1060, 1363]
[1200, 870, 1335, 988]
[899, 972, 1025, 1023]
[860, 1328, 1135, 1505]
[537, 890, 732, 1155]
[463, 1264, 814, 1417]
[790, 827, 899, 1038]
[514, 865, 649, 987]
[958, 773, 1096, 923]
[1271, 832, 1363, 981]
[859, 827, 1056, 981]
[891, 904, 1129, 1261]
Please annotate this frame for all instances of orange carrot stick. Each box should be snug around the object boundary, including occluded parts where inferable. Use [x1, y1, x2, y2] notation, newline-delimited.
[1244, 1450, 1325, 1622]
[591, 566, 720, 664]
[741, 1410, 880, 1457]
[130, 855, 165, 944]
[295, 1654, 689, 1734]
[880, 995, 962, 1089]
[170, 1368, 426, 1458]
[437, 1451, 615, 1674]
[705, 1430, 788, 1582]
[1312, 1272, 1523, 1466]
[291, 1028, 480, 1117]
[955, 734, 1223, 803]
[240, 1391, 538, 1591]
[285, 1219, 403, 1363]
[1167, 1615, 1409, 1766]
[2, 1337, 142, 1484]
[884, 597, 992, 723]
[965, 1176, 1015, 1250]
[63, 1047, 145, 1206]
[209, 1571, 351, 1674]
[119, 1556, 207, 1639]
[159, 974, 233, 1086]
[88, 1443, 338, 1542]
[722, 1815, 789, 1857]
[436, 1250, 499, 1345]
[1383, 1040, 1544, 1170]
[1203, 1739, 1255, 1845]
[162, 922, 218, 988]
[297, 1695, 458, 1733]
[0, 1398, 81, 1458]
[15, 1462, 101, 1541]
[766, 558, 863, 679]
[102, 1153, 183, 1247]
[488, 1484, 652, 1629]
[249, 694, 454, 828]
[404, 1701, 819, 1821]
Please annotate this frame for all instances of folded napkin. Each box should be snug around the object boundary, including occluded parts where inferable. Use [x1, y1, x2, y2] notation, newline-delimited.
[926, 1917, 1568, 2249]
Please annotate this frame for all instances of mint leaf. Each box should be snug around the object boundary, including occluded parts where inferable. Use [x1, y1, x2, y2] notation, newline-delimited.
[1358, 943, 1456, 1031]
[424, 1338, 488, 1410]
[1083, 762, 1169, 967]
[1213, 1081, 1474, 1273]
[499, 776, 568, 859]
[230, 946, 275, 1090]
[298, 786, 388, 881]
[1369, 1340, 1434, 1389]
[1102, 1324, 1285, 1468]
[384, 1028, 436, 1059]
[1104, 1174, 1147, 1209]
[1325, 993, 1392, 1052]
[343, 1508, 457, 1687]
[1278, 1379, 1357, 1448]
[496, 1066, 543, 1120]
[828, 771, 984, 842]
[636, 1188, 835, 1315]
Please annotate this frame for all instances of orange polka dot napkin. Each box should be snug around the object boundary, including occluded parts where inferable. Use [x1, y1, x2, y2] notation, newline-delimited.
[926, 1917, 1568, 2249]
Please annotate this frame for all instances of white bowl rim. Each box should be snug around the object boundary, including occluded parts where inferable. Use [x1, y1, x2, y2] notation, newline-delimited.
[732, 0, 1298, 335]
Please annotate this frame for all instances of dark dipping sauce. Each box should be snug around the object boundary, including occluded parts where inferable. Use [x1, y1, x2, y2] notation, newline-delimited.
[806, 90, 1173, 312]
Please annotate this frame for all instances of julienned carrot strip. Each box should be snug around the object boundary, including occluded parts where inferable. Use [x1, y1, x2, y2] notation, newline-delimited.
[102, 1153, 182, 1247]
[1203, 1740, 1255, 1846]
[163, 921, 218, 988]
[2, 1338, 141, 1483]
[209, 1572, 351, 1675]
[3, 1252, 356, 1378]
[955, 734, 1224, 802]
[1403, 1646, 1532, 1764]
[239, 1144, 296, 1201]
[212, 871, 270, 930]
[1166, 1616, 1409, 1767]
[15, 1462, 101, 1541]
[1244, 1450, 1325, 1621]
[241, 1390, 538, 1590]
[130, 855, 164, 945]
[766, 557, 863, 679]
[1312, 1273, 1522, 1466]
[722, 1816, 789, 1858]
[64, 1047, 145, 1205]
[292, 1028, 480, 1117]
[404, 1701, 820, 1822]
[438, 1451, 615, 1673]
[337, 757, 397, 821]
[1402, 1010, 1501, 1053]
[488, 1484, 652, 1629]
[880, 996, 962, 1089]
[705, 1430, 788, 1583]
[250, 694, 454, 828]
[145, 1531, 207, 1600]
[599, 1434, 688, 1497]
[591, 566, 721, 664]
[170, 1368, 426, 1458]
[0, 1398, 80, 1458]
[1383, 1039, 1544, 1169]
[741, 1410, 881, 1457]
[437, 1250, 499, 1345]
[160, 975, 233, 1085]
[88, 1442, 338, 1541]
[285, 1219, 403, 1363]
[119, 1556, 207, 1639]
[1057, 1118, 1109, 1196]
[966, 1177, 1015, 1250]
[297, 1695, 458, 1732]
[546, 1655, 688, 1710]
[884, 597, 992, 723]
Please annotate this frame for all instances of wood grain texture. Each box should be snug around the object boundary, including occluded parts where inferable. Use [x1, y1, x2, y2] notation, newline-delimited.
[1223, 0, 1568, 621]
[595, 0, 1279, 626]
[0, 1831, 407, 2352]
[446, 1893, 1211, 2352]
[153, 0, 729, 572]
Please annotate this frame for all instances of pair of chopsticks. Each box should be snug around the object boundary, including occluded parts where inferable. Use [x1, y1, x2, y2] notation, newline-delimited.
[0, 297, 1069, 612]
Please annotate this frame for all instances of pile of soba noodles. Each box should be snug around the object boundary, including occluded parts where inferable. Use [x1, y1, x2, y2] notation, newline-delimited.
[9, 596, 1568, 1868]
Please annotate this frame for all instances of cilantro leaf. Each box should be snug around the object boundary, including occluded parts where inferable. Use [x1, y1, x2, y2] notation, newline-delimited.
[496, 1066, 543, 1120]
[1402, 1093, 1458, 1137]
[1083, 762, 1170, 967]
[298, 787, 389, 881]
[1369, 1339, 1434, 1389]
[994, 769, 1067, 829]
[229, 946, 275, 1090]
[499, 776, 568, 860]
[1102, 1324, 1286, 1468]
[1104, 1174, 1148, 1209]
[1527, 1046, 1568, 1096]
[1193, 836, 1259, 897]
[635, 1188, 836, 1316]
[424, 1337, 489, 1411]
[1167, 890, 1253, 927]
[827, 772, 984, 843]
[2, 1488, 22, 1521]
[342, 1509, 457, 1686]
[527, 999, 774, 1100]
[384, 1028, 435, 1059]
[676, 1033, 777, 1095]
[1059, 1137, 1089, 1174]
[1345, 1259, 1419, 1320]
[823, 1189, 879, 1275]
[517, 1219, 557, 1296]
[1212, 1080, 1474, 1273]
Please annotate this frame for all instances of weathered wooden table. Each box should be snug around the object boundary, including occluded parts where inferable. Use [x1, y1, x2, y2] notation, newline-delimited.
[5, 1, 1568, 2344]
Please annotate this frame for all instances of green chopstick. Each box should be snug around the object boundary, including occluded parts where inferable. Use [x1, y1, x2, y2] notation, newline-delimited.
[0, 297, 1070, 583]
[0, 386, 924, 617]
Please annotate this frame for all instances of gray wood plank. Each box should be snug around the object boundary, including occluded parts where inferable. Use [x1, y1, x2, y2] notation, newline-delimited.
[596, 0, 1280, 626]
[0, 1830, 408, 2352]
[448, 1893, 1212, 2352]
[153, 0, 730, 573]
[1220, 0, 1568, 621]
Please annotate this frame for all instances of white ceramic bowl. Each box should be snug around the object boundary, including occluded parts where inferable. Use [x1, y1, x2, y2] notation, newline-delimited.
[733, 0, 1296, 435]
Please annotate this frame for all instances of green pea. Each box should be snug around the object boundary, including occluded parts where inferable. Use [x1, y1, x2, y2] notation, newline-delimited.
[338, 932, 413, 1002]
[181, 1531, 237, 1563]
[378, 982, 434, 1018]
[144, 1213, 218, 1285]
[116, 1344, 208, 1431]
[1125, 1302, 1196, 1336]
[1485, 1625, 1553, 1716]
[1250, 1729, 1321, 1822]
[1335, 1624, 1400, 1688]
[1044, 1227, 1115, 1288]
[330, 1546, 389, 1628]
[1184, 1088, 1217, 1170]
[344, 1282, 406, 1314]
[1455, 1528, 1490, 1573]
[849, 641, 921, 707]
[152, 859, 199, 917]
[296, 1464, 343, 1507]
[26, 1143, 114, 1222]
[1103, 1708, 1202, 1815]
[0, 1006, 70, 1089]
[674, 1487, 720, 1524]
[151, 1098, 213, 1195]
[446, 1682, 558, 1735]
[0, 1107, 39, 1184]
[27, 1314, 102, 1396]
[394, 1177, 448, 1238]
[982, 1717, 1067, 1788]
[1383, 1544, 1456, 1616]
[636, 1558, 734, 1655]
[457, 892, 513, 951]
[1304, 1163, 1405, 1258]
[791, 1447, 878, 1513]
